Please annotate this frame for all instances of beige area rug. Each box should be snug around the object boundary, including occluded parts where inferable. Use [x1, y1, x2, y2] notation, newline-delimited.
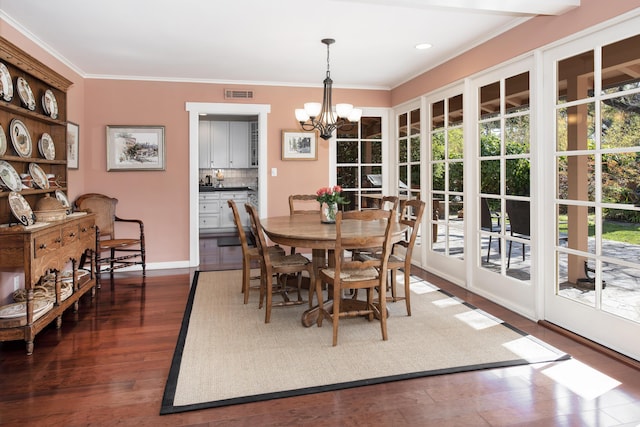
[161, 270, 569, 414]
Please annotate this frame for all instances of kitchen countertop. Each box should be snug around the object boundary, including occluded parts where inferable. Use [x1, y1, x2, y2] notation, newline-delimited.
[199, 185, 255, 192]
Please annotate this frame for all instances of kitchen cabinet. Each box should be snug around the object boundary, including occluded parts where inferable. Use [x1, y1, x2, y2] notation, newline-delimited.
[249, 121, 258, 168]
[199, 120, 250, 169]
[199, 190, 249, 231]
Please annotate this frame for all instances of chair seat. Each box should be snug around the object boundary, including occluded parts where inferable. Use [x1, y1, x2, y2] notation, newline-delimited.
[99, 238, 142, 250]
[270, 253, 311, 268]
[320, 267, 379, 281]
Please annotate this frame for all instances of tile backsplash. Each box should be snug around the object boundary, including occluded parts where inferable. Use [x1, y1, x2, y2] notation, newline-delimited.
[199, 168, 258, 187]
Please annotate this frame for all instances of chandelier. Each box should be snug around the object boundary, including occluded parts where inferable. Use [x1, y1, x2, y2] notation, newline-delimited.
[295, 38, 362, 140]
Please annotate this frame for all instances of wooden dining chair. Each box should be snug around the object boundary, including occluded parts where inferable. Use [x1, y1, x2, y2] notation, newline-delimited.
[245, 203, 315, 323]
[288, 194, 321, 254]
[75, 193, 145, 287]
[315, 208, 394, 346]
[227, 200, 284, 304]
[355, 199, 425, 316]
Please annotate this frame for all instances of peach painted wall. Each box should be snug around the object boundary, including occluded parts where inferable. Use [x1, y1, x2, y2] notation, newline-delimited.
[83, 80, 389, 265]
[392, 0, 640, 105]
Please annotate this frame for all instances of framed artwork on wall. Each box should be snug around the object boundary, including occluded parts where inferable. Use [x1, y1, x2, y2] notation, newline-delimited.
[106, 125, 165, 171]
[66, 121, 79, 169]
[281, 130, 317, 161]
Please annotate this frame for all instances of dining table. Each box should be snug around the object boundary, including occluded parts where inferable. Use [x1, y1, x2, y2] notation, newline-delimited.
[260, 213, 408, 326]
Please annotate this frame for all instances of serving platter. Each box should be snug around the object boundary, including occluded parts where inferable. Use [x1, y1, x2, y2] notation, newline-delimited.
[55, 189, 71, 214]
[38, 133, 55, 160]
[9, 118, 32, 157]
[0, 123, 6, 156]
[0, 62, 12, 102]
[29, 162, 49, 189]
[16, 76, 36, 110]
[0, 160, 22, 191]
[42, 89, 58, 119]
[8, 191, 36, 226]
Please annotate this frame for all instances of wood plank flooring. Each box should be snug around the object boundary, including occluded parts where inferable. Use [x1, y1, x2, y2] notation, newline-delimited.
[1, 237, 639, 426]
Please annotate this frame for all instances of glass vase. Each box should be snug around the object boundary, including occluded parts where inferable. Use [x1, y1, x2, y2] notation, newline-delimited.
[321, 202, 338, 224]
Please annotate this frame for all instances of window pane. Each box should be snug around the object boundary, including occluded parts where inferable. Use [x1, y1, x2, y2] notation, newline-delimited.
[602, 34, 640, 95]
[399, 165, 408, 189]
[337, 166, 358, 189]
[361, 140, 382, 163]
[410, 164, 421, 189]
[361, 116, 382, 139]
[505, 115, 530, 154]
[558, 50, 594, 103]
[431, 163, 444, 191]
[337, 123, 358, 139]
[337, 140, 358, 163]
[432, 100, 444, 130]
[506, 158, 530, 197]
[602, 152, 640, 204]
[559, 204, 596, 254]
[398, 113, 408, 138]
[448, 128, 463, 159]
[449, 94, 463, 126]
[556, 104, 595, 151]
[557, 154, 595, 201]
[410, 109, 420, 135]
[410, 136, 420, 162]
[449, 161, 463, 192]
[480, 120, 501, 157]
[505, 72, 530, 113]
[480, 160, 500, 195]
[480, 81, 500, 119]
[399, 138, 408, 163]
[601, 98, 640, 149]
[432, 131, 445, 160]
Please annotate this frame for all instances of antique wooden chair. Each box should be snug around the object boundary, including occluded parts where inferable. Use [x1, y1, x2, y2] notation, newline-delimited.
[245, 203, 315, 323]
[75, 193, 145, 286]
[315, 208, 394, 346]
[288, 194, 321, 254]
[227, 200, 284, 304]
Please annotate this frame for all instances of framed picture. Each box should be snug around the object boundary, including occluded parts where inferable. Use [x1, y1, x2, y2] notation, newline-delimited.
[106, 125, 165, 171]
[281, 130, 317, 161]
[66, 121, 79, 169]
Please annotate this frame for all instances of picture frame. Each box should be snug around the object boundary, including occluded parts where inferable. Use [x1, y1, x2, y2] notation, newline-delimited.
[106, 125, 165, 171]
[66, 121, 79, 169]
[281, 130, 318, 161]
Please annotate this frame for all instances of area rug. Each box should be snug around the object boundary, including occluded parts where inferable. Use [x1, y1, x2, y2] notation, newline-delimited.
[160, 270, 569, 415]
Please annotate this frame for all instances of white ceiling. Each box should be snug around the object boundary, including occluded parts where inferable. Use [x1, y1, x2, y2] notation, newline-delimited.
[0, 0, 579, 90]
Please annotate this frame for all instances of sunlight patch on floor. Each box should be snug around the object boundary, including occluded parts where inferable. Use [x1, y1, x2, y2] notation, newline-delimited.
[542, 359, 621, 399]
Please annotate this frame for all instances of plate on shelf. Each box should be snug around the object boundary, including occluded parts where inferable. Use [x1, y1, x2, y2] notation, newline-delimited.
[0, 160, 22, 191]
[55, 189, 71, 213]
[38, 133, 55, 160]
[42, 89, 58, 119]
[9, 118, 32, 157]
[0, 62, 12, 102]
[0, 299, 52, 319]
[8, 191, 36, 226]
[0, 124, 6, 156]
[29, 162, 49, 189]
[16, 77, 36, 110]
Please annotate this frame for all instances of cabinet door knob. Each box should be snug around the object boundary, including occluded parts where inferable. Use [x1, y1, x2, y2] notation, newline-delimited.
[39, 243, 47, 249]
[69, 232, 77, 237]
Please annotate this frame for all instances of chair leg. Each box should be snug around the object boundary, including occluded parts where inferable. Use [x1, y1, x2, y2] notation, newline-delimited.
[332, 290, 341, 346]
[265, 274, 273, 324]
[242, 258, 251, 304]
[487, 236, 492, 262]
[507, 241, 513, 269]
[316, 276, 325, 327]
[404, 268, 411, 316]
[378, 282, 388, 341]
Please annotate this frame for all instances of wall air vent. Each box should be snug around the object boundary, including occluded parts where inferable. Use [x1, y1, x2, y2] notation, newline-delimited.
[224, 89, 254, 99]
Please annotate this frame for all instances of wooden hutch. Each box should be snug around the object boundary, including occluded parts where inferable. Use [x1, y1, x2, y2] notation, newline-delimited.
[0, 36, 97, 354]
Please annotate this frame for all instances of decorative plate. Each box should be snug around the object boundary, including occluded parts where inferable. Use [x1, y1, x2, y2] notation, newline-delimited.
[0, 160, 22, 191]
[8, 191, 36, 226]
[38, 133, 55, 160]
[16, 77, 36, 110]
[0, 62, 12, 102]
[42, 89, 58, 119]
[0, 123, 6, 156]
[29, 162, 49, 189]
[0, 299, 52, 319]
[9, 118, 32, 157]
[55, 189, 71, 213]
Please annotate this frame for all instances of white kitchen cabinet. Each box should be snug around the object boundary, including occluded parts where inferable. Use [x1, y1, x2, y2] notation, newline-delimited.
[199, 193, 220, 230]
[199, 120, 250, 169]
[199, 191, 249, 231]
[219, 191, 249, 228]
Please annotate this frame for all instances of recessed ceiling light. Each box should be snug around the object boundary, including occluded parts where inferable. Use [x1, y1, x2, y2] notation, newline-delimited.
[415, 43, 432, 50]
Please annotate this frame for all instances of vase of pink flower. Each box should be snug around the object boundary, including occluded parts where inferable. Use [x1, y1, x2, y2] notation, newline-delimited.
[316, 185, 348, 223]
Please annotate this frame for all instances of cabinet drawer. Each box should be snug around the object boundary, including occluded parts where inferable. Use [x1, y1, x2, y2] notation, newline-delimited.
[199, 201, 220, 213]
[199, 193, 220, 202]
[199, 214, 219, 229]
[33, 230, 62, 259]
[61, 223, 80, 246]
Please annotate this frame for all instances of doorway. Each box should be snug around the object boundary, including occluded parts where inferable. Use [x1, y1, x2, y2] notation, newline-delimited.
[186, 102, 271, 267]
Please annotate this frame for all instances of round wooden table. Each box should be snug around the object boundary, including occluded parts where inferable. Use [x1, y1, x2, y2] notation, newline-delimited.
[260, 214, 408, 326]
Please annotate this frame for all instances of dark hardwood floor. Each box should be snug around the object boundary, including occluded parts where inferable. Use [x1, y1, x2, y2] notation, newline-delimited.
[1, 236, 640, 426]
